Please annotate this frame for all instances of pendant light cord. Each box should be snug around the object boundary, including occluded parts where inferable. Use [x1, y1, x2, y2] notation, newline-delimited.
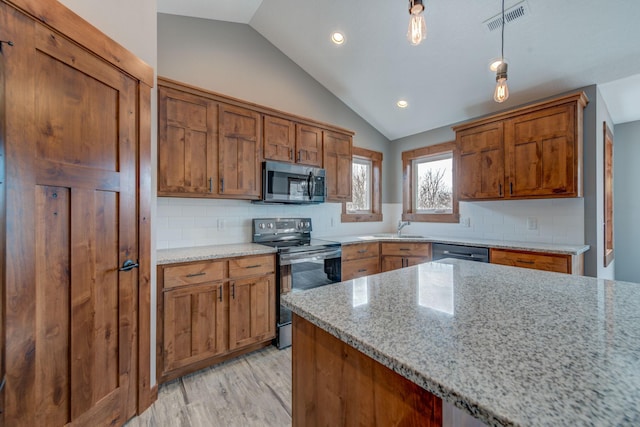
[501, 0, 505, 60]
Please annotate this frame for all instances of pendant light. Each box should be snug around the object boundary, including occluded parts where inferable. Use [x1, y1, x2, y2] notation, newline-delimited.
[407, 0, 426, 46]
[493, 0, 509, 103]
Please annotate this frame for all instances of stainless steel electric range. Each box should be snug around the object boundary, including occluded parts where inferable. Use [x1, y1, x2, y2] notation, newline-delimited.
[252, 218, 341, 349]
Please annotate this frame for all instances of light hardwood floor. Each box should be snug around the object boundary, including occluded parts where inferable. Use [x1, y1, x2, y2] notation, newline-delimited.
[126, 346, 292, 427]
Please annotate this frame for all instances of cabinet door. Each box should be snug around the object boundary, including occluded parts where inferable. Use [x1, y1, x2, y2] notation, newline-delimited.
[296, 124, 323, 167]
[380, 256, 405, 272]
[264, 115, 295, 162]
[505, 104, 579, 198]
[158, 86, 217, 195]
[162, 283, 227, 374]
[456, 122, 504, 200]
[490, 248, 572, 274]
[219, 104, 262, 198]
[324, 131, 353, 202]
[229, 275, 276, 350]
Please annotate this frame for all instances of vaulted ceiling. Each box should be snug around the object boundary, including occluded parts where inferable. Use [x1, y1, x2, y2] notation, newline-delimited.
[157, 0, 640, 140]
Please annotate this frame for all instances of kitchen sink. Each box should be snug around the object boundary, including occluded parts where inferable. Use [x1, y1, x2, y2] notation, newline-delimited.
[370, 233, 425, 239]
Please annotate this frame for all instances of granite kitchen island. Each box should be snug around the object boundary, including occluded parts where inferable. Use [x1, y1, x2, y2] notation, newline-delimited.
[282, 260, 640, 426]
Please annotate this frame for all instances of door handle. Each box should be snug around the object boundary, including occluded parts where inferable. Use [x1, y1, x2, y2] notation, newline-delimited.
[119, 259, 139, 272]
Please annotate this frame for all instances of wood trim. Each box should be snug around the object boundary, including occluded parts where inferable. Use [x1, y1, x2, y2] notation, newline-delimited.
[158, 76, 354, 136]
[3, 0, 154, 86]
[137, 83, 155, 413]
[452, 91, 589, 132]
[402, 141, 459, 223]
[292, 314, 442, 426]
[342, 146, 383, 223]
[603, 121, 614, 267]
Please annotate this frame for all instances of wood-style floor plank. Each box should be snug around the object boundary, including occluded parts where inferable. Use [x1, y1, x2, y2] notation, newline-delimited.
[126, 346, 291, 427]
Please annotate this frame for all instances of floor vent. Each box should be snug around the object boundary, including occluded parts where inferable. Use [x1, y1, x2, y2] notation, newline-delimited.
[484, 1, 530, 32]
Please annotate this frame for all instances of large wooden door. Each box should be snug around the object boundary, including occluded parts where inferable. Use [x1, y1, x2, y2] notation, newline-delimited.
[2, 6, 139, 426]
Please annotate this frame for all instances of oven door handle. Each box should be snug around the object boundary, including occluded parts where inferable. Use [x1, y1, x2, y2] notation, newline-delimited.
[279, 248, 342, 266]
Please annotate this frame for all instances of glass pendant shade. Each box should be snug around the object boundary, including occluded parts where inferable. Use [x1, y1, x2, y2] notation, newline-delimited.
[407, 1, 426, 46]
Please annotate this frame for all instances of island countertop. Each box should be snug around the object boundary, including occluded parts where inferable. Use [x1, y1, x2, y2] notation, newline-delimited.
[281, 260, 640, 426]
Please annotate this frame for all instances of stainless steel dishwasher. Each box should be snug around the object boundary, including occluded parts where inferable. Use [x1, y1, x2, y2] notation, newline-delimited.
[432, 243, 489, 263]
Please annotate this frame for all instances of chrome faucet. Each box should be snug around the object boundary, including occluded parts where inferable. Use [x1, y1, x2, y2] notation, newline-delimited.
[397, 220, 411, 237]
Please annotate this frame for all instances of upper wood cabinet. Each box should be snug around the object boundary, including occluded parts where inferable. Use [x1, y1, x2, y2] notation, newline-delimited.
[158, 77, 354, 200]
[158, 86, 218, 195]
[453, 92, 588, 201]
[296, 124, 324, 167]
[218, 104, 262, 198]
[456, 122, 504, 199]
[264, 115, 295, 162]
[323, 130, 353, 202]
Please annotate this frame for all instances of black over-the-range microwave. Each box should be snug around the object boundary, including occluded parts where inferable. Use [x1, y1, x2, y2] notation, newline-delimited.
[256, 160, 326, 204]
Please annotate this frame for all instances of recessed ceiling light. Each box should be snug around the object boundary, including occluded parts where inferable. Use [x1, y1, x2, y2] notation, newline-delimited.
[397, 100, 408, 108]
[331, 32, 345, 45]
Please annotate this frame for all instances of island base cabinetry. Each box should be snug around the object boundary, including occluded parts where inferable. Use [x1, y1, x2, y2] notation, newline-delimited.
[157, 254, 276, 383]
[292, 314, 442, 426]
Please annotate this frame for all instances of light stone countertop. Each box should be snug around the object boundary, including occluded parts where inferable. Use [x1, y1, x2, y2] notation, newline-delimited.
[282, 260, 640, 426]
[319, 234, 589, 255]
[157, 243, 276, 265]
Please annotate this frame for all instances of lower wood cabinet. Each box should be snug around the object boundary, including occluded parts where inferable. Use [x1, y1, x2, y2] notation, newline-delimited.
[490, 248, 584, 275]
[157, 254, 276, 383]
[342, 242, 380, 280]
[380, 242, 432, 273]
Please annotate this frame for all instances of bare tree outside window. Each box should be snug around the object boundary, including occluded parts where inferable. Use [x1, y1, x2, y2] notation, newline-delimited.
[347, 158, 371, 212]
[415, 156, 452, 213]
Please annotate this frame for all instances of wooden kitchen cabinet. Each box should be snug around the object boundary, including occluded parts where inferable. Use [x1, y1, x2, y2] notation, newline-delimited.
[453, 92, 588, 201]
[218, 104, 262, 198]
[380, 242, 432, 272]
[323, 130, 353, 202]
[456, 122, 505, 199]
[158, 85, 218, 195]
[264, 115, 295, 162]
[342, 242, 380, 280]
[157, 254, 276, 383]
[490, 248, 584, 275]
[296, 124, 323, 167]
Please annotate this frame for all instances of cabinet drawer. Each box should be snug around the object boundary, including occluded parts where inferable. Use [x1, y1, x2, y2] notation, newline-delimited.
[342, 257, 380, 280]
[229, 255, 275, 278]
[164, 261, 225, 289]
[342, 242, 380, 261]
[380, 242, 431, 258]
[490, 249, 570, 274]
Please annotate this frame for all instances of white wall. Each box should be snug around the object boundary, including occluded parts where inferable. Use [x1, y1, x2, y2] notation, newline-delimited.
[613, 120, 640, 283]
[57, 0, 159, 385]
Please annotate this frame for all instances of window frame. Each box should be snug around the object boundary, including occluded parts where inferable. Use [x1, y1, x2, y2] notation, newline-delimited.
[402, 141, 459, 223]
[342, 146, 383, 222]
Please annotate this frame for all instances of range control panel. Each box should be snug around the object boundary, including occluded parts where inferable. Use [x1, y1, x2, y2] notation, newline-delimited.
[252, 218, 312, 236]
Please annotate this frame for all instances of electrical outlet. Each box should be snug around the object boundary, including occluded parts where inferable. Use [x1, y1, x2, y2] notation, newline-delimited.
[460, 217, 471, 227]
[217, 218, 225, 230]
[526, 217, 537, 231]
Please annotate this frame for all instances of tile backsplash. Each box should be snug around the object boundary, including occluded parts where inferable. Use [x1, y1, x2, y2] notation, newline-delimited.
[156, 197, 585, 249]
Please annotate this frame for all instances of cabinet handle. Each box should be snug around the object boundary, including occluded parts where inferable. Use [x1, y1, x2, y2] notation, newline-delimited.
[220, 178, 225, 193]
[231, 283, 235, 299]
[357, 249, 368, 254]
[297, 150, 301, 162]
[186, 272, 206, 278]
[516, 259, 535, 264]
[499, 183, 502, 196]
[399, 248, 411, 251]
[289, 148, 293, 160]
[358, 269, 367, 272]
[245, 264, 261, 269]
[219, 285, 223, 302]
[510, 182, 513, 195]
[209, 177, 213, 193]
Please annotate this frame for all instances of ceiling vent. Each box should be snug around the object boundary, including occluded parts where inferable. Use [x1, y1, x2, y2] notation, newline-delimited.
[483, 0, 530, 32]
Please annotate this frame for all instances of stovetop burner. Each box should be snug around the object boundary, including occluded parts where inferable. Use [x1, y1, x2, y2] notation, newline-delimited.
[252, 218, 339, 251]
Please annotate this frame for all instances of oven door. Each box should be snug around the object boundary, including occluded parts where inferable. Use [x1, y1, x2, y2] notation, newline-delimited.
[276, 247, 342, 349]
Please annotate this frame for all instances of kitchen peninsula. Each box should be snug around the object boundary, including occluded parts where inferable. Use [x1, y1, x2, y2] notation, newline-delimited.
[282, 260, 640, 426]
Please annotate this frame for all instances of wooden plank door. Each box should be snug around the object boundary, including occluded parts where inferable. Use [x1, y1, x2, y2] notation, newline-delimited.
[218, 104, 261, 198]
[2, 7, 138, 426]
